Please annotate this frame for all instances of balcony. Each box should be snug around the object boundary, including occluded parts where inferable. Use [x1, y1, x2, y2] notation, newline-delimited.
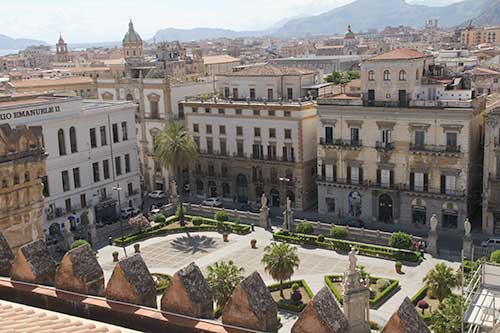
[401, 184, 465, 199]
[45, 204, 88, 221]
[319, 138, 363, 150]
[375, 141, 394, 152]
[409, 143, 461, 156]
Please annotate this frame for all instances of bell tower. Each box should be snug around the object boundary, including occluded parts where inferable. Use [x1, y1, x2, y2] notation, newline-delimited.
[56, 34, 69, 62]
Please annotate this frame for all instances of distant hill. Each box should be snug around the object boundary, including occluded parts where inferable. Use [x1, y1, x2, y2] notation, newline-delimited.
[273, 0, 492, 37]
[0, 34, 47, 50]
[473, 0, 500, 26]
[151, 28, 263, 42]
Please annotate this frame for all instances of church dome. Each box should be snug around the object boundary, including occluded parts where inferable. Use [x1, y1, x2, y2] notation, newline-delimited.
[344, 25, 355, 40]
[123, 19, 142, 44]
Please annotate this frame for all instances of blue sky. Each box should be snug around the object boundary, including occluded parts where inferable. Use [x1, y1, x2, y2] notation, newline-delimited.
[2, 0, 463, 43]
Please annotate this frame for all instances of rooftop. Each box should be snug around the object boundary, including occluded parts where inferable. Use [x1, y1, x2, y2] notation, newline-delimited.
[220, 64, 315, 77]
[8, 77, 94, 88]
[0, 299, 137, 333]
[366, 49, 427, 61]
[202, 55, 240, 65]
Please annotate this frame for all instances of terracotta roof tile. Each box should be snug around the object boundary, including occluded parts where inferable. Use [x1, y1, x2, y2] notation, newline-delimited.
[9, 77, 94, 88]
[0, 300, 137, 333]
[221, 64, 315, 77]
[366, 49, 427, 61]
[202, 55, 240, 65]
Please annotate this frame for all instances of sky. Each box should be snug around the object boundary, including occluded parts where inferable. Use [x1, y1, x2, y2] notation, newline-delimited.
[2, 0, 464, 43]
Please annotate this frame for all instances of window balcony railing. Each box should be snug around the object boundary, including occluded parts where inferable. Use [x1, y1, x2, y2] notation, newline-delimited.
[409, 143, 461, 154]
[319, 138, 363, 148]
[375, 141, 394, 151]
[400, 184, 465, 197]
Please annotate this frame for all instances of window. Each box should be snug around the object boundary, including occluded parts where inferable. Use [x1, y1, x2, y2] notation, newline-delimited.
[219, 125, 226, 135]
[218, 108, 225, 114]
[287, 88, 293, 100]
[411, 172, 427, 192]
[69, 127, 77, 153]
[269, 128, 276, 138]
[383, 70, 391, 81]
[348, 166, 361, 185]
[62, 171, 70, 192]
[41, 176, 50, 197]
[125, 154, 131, 173]
[235, 109, 242, 115]
[250, 88, 256, 100]
[252, 144, 264, 159]
[128, 183, 133, 196]
[112, 123, 119, 143]
[121, 122, 128, 141]
[205, 107, 211, 113]
[399, 70, 407, 81]
[382, 129, 392, 144]
[90, 128, 97, 148]
[368, 70, 375, 81]
[267, 144, 277, 160]
[220, 140, 227, 155]
[193, 124, 199, 133]
[93, 162, 100, 182]
[206, 125, 212, 134]
[443, 210, 458, 228]
[350, 128, 360, 145]
[254, 127, 261, 137]
[283, 146, 295, 162]
[253, 109, 260, 116]
[115, 156, 122, 176]
[445, 175, 456, 194]
[58, 129, 66, 156]
[232, 88, 238, 99]
[285, 129, 292, 140]
[446, 132, 458, 151]
[267, 88, 273, 100]
[73, 168, 81, 188]
[414, 130, 425, 146]
[237, 141, 244, 156]
[284, 111, 291, 117]
[325, 126, 333, 144]
[100, 126, 107, 146]
[65, 198, 72, 213]
[192, 107, 198, 113]
[379, 169, 391, 187]
[103, 160, 110, 179]
[80, 194, 87, 208]
[194, 137, 200, 150]
[268, 110, 275, 116]
[150, 100, 159, 119]
[207, 138, 213, 154]
[224, 87, 230, 98]
[236, 126, 243, 136]
[325, 164, 336, 182]
[416, 69, 420, 80]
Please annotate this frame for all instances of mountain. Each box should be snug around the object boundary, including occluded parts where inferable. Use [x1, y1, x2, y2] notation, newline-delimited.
[408, 0, 463, 6]
[151, 28, 263, 42]
[0, 34, 47, 50]
[273, 0, 491, 37]
[474, 0, 500, 26]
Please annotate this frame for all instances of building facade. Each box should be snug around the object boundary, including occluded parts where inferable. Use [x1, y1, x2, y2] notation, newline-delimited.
[97, 20, 213, 192]
[0, 124, 46, 251]
[0, 95, 141, 235]
[317, 49, 484, 235]
[461, 27, 500, 47]
[182, 64, 319, 210]
[482, 95, 500, 235]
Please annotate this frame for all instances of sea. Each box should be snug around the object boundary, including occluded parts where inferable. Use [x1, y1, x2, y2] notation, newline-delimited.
[0, 49, 19, 56]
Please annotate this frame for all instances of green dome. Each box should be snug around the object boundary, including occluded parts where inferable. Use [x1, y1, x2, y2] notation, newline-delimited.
[345, 25, 355, 39]
[123, 19, 142, 44]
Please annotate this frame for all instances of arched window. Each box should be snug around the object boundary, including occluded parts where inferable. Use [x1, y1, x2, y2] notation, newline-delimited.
[57, 129, 66, 156]
[368, 70, 375, 81]
[399, 70, 407, 81]
[69, 126, 77, 153]
[383, 70, 391, 81]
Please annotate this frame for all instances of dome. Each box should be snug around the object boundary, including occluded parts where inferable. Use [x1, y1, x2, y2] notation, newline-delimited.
[344, 25, 355, 40]
[123, 19, 142, 44]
